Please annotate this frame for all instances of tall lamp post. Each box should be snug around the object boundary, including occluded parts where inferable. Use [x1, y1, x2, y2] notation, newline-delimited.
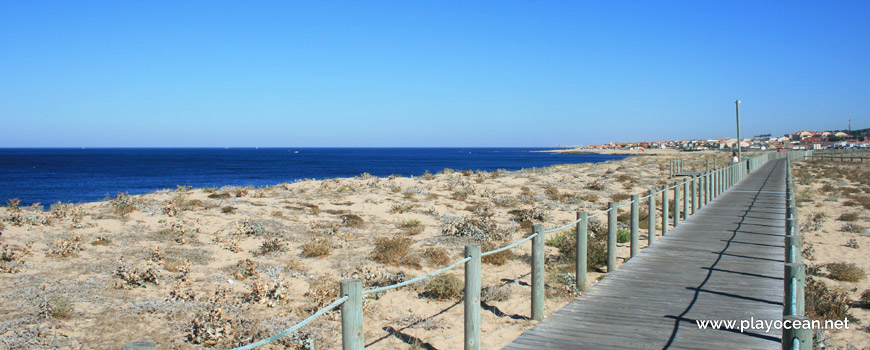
[735, 100, 742, 159]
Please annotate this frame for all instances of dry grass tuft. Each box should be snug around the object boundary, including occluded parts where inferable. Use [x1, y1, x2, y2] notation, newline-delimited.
[423, 247, 450, 266]
[301, 239, 331, 258]
[825, 262, 866, 282]
[423, 274, 463, 300]
[47, 235, 84, 258]
[341, 214, 365, 228]
[805, 277, 852, 321]
[371, 237, 420, 269]
[395, 218, 424, 235]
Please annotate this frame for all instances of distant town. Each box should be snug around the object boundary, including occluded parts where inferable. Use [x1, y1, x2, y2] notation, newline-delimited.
[575, 128, 870, 151]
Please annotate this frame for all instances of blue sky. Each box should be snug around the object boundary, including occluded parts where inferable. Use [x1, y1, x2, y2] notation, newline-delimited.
[1, 1, 867, 147]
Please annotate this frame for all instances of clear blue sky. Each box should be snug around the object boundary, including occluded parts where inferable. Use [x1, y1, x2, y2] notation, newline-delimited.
[1, 1, 867, 147]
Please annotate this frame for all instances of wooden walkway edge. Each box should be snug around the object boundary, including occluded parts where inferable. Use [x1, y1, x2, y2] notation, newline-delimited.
[504, 159, 788, 350]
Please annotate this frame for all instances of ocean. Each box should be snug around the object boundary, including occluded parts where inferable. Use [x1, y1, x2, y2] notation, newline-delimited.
[0, 148, 627, 206]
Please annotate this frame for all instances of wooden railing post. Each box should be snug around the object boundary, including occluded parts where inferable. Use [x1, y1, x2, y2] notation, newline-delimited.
[341, 279, 364, 350]
[648, 189, 656, 244]
[607, 202, 617, 272]
[464, 245, 481, 350]
[784, 263, 806, 316]
[783, 315, 812, 350]
[630, 195, 639, 258]
[673, 182, 681, 227]
[682, 180, 689, 220]
[576, 211, 588, 292]
[531, 224, 545, 321]
[661, 186, 669, 236]
[686, 175, 698, 215]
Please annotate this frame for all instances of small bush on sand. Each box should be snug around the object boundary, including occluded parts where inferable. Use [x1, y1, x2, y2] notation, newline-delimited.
[423, 274, 463, 300]
[390, 203, 414, 214]
[481, 284, 512, 303]
[47, 235, 84, 258]
[254, 238, 286, 256]
[109, 192, 139, 217]
[396, 218, 424, 235]
[114, 258, 161, 289]
[226, 259, 259, 280]
[508, 207, 549, 230]
[40, 297, 74, 320]
[546, 226, 607, 271]
[1, 241, 32, 273]
[805, 277, 852, 321]
[423, 247, 450, 266]
[840, 223, 865, 233]
[617, 228, 630, 243]
[301, 240, 331, 258]
[372, 237, 420, 268]
[221, 206, 237, 214]
[860, 289, 870, 307]
[341, 214, 365, 228]
[837, 212, 859, 222]
[825, 262, 865, 282]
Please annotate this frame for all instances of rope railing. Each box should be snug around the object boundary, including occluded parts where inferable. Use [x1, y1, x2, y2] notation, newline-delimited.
[364, 257, 472, 295]
[172, 150, 807, 350]
[229, 295, 350, 350]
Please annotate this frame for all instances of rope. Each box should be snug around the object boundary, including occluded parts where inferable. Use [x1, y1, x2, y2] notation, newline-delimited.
[614, 201, 632, 209]
[481, 232, 538, 256]
[588, 208, 611, 218]
[541, 217, 584, 234]
[363, 257, 472, 295]
[230, 295, 349, 350]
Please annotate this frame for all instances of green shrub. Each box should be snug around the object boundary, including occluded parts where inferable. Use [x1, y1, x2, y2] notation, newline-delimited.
[545, 228, 606, 271]
[423, 274, 462, 300]
[617, 228, 630, 243]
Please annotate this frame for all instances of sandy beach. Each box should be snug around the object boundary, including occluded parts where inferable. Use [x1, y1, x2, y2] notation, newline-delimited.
[1, 152, 867, 349]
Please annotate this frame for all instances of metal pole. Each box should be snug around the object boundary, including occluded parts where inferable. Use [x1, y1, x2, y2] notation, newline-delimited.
[736, 99, 742, 159]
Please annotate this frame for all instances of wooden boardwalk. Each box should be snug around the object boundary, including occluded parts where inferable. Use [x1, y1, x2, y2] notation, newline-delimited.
[505, 159, 788, 350]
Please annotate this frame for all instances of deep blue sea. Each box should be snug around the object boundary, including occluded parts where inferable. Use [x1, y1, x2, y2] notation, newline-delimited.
[0, 148, 627, 206]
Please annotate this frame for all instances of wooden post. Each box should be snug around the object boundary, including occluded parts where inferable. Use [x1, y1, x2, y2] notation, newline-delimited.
[648, 189, 656, 245]
[689, 176, 695, 215]
[682, 180, 689, 220]
[607, 202, 617, 272]
[122, 341, 156, 350]
[784, 263, 806, 316]
[576, 211, 588, 292]
[782, 315, 812, 350]
[673, 183, 681, 227]
[630, 195, 639, 258]
[785, 235, 801, 264]
[464, 245, 481, 350]
[341, 279, 364, 350]
[661, 186, 669, 236]
[531, 224, 545, 321]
